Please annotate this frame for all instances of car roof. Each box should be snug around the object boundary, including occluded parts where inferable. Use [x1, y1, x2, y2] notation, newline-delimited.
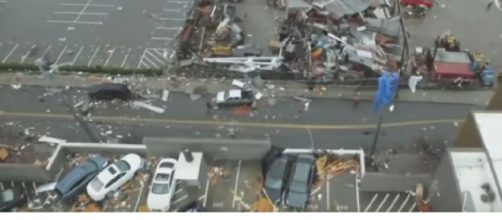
[228, 89, 241, 98]
[267, 156, 289, 179]
[56, 163, 96, 193]
[97, 164, 120, 182]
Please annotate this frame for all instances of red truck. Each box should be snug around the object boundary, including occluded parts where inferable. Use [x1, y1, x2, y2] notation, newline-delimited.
[400, 0, 433, 8]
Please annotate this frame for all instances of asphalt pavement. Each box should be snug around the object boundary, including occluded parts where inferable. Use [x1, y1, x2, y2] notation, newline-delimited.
[0, 86, 476, 173]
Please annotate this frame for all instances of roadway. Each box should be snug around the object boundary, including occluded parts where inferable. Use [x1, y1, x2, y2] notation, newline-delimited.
[0, 86, 476, 154]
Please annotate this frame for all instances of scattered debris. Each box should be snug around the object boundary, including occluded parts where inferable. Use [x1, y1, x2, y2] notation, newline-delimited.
[161, 90, 170, 102]
[133, 101, 165, 114]
[38, 136, 66, 145]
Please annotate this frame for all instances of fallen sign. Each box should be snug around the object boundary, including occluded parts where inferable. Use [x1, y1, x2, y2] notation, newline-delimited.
[133, 101, 165, 114]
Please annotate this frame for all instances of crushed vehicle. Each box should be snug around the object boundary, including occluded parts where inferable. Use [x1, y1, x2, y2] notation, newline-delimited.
[86, 153, 143, 201]
[88, 83, 133, 101]
[0, 188, 27, 211]
[214, 89, 254, 106]
[55, 155, 109, 201]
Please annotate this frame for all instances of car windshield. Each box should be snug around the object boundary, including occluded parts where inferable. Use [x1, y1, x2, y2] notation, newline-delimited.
[289, 181, 307, 193]
[155, 173, 170, 182]
[0, 189, 14, 202]
[115, 160, 131, 172]
[90, 178, 104, 191]
[159, 162, 174, 169]
[151, 183, 170, 195]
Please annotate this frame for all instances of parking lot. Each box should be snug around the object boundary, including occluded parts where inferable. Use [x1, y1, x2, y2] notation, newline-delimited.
[0, 0, 194, 69]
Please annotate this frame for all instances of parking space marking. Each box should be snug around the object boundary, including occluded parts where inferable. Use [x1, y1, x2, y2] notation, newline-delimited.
[54, 11, 108, 16]
[71, 46, 84, 65]
[307, 127, 314, 149]
[386, 194, 400, 212]
[10, 181, 14, 188]
[232, 160, 242, 209]
[40, 44, 52, 59]
[408, 201, 416, 212]
[375, 193, 389, 212]
[398, 194, 411, 212]
[47, 20, 103, 25]
[363, 194, 378, 212]
[60, 3, 113, 7]
[151, 37, 173, 41]
[74, 0, 93, 22]
[21, 44, 37, 63]
[2, 43, 19, 63]
[104, 47, 115, 67]
[355, 175, 360, 212]
[120, 48, 132, 68]
[21, 182, 28, 191]
[140, 55, 156, 68]
[0, 182, 4, 190]
[156, 26, 181, 30]
[203, 178, 209, 207]
[134, 182, 145, 212]
[88, 46, 100, 66]
[146, 50, 166, 65]
[55, 167, 64, 182]
[167, 0, 190, 4]
[174, 188, 183, 195]
[163, 9, 181, 12]
[139, 60, 151, 69]
[55, 45, 68, 64]
[154, 49, 168, 59]
[172, 194, 188, 206]
[32, 182, 38, 195]
[159, 17, 185, 21]
[326, 177, 330, 210]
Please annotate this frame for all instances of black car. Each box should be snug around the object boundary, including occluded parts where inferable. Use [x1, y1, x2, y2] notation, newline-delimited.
[264, 155, 290, 204]
[88, 83, 133, 101]
[285, 154, 316, 209]
[0, 188, 26, 211]
[55, 155, 108, 201]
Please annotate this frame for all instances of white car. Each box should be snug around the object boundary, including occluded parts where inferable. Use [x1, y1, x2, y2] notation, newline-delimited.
[147, 158, 178, 212]
[86, 153, 143, 201]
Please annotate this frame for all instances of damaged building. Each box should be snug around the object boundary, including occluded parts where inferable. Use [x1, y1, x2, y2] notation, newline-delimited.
[173, 0, 408, 83]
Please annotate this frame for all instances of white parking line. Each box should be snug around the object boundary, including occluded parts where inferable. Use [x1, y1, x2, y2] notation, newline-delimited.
[60, 3, 113, 7]
[20, 44, 36, 63]
[2, 43, 19, 63]
[139, 61, 151, 69]
[203, 178, 209, 207]
[375, 193, 389, 212]
[163, 9, 181, 12]
[326, 177, 330, 210]
[40, 44, 52, 59]
[232, 160, 242, 209]
[120, 48, 131, 68]
[47, 20, 103, 25]
[159, 17, 185, 21]
[172, 194, 188, 206]
[54, 45, 67, 64]
[145, 50, 166, 65]
[156, 26, 180, 30]
[74, 0, 92, 22]
[21, 182, 28, 191]
[54, 11, 108, 16]
[152, 48, 168, 58]
[364, 194, 378, 212]
[104, 48, 115, 67]
[167, 0, 190, 4]
[32, 182, 38, 195]
[408, 201, 416, 212]
[71, 46, 84, 65]
[151, 37, 174, 41]
[173, 188, 183, 195]
[398, 194, 411, 212]
[0, 182, 4, 190]
[88, 46, 100, 66]
[355, 175, 360, 212]
[386, 194, 400, 212]
[10, 181, 14, 188]
[142, 56, 157, 69]
[134, 182, 145, 211]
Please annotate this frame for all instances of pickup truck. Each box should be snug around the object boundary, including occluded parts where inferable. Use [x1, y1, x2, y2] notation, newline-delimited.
[214, 89, 254, 106]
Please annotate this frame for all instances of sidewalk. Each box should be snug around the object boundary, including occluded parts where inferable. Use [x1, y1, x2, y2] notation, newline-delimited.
[0, 73, 494, 106]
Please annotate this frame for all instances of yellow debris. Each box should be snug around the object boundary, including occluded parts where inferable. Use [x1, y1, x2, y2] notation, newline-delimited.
[137, 205, 150, 212]
[253, 198, 274, 212]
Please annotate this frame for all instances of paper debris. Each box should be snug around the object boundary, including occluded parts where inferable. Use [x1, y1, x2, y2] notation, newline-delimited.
[36, 182, 57, 194]
[232, 80, 245, 88]
[11, 84, 21, 90]
[161, 90, 170, 102]
[38, 136, 67, 144]
[133, 101, 165, 114]
[255, 92, 263, 100]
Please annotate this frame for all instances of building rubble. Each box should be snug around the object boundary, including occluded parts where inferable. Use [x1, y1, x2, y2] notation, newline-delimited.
[175, 0, 407, 83]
